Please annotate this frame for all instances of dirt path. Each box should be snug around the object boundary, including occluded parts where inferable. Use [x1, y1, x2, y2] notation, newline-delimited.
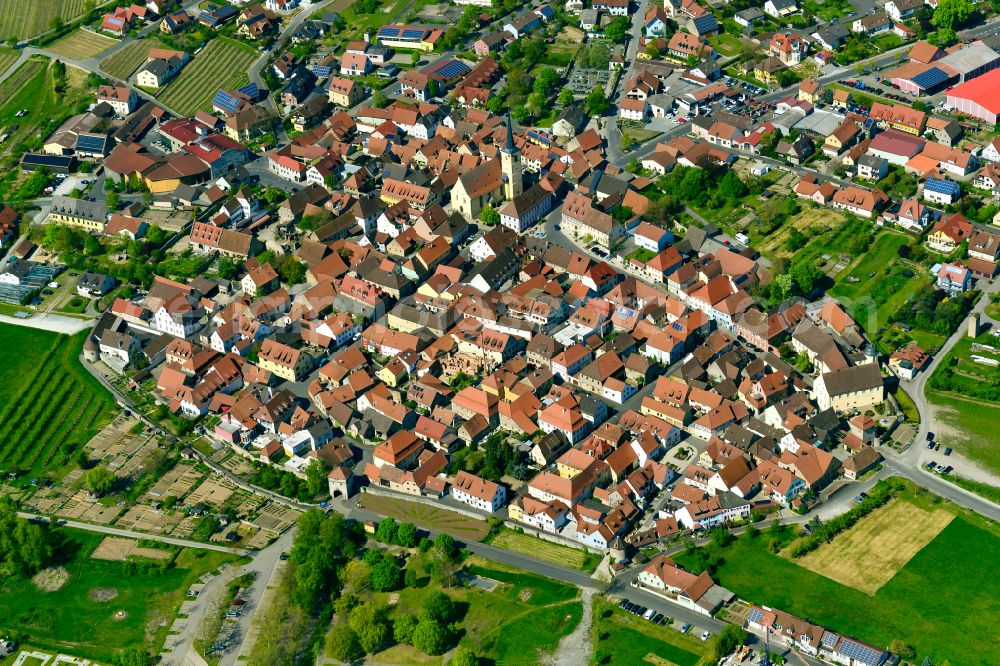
[547, 589, 594, 666]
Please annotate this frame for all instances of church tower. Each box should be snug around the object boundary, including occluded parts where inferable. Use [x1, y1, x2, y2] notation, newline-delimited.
[500, 113, 523, 201]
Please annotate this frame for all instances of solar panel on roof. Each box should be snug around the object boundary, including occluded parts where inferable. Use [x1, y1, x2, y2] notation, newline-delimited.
[820, 632, 839, 647]
[239, 82, 259, 97]
[912, 66, 950, 90]
[213, 90, 240, 112]
[402, 29, 424, 38]
[76, 135, 106, 151]
[379, 26, 400, 37]
[839, 639, 882, 665]
[746, 608, 764, 624]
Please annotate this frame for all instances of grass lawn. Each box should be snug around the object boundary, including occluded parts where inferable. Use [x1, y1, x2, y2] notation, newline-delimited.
[0, 0, 91, 41]
[873, 33, 904, 52]
[828, 231, 927, 334]
[493, 602, 583, 663]
[464, 560, 582, 662]
[709, 33, 742, 57]
[891, 386, 919, 423]
[360, 556, 582, 664]
[357, 493, 491, 541]
[488, 528, 601, 573]
[795, 498, 952, 594]
[926, 391, 1000, 475]
[927, 330, 1000, 402]
[47, 30, 118, 60]
[621, 125, 661, 147]
[753, 205, 848, 261]
[0, 324, 116, 479]
[986, 298, 1000, 320]
[591, 599, 709, 666]
[156, 37, 257, 116]
[674, 485, 1000, 665]
[0, 527, 237, 662]
[101, 37, 168, 80]
[803, 0, 852, 21]
[624, 247, 657, 264]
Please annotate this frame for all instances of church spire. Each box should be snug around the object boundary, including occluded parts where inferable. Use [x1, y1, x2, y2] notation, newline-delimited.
[503, 112, 516, 153]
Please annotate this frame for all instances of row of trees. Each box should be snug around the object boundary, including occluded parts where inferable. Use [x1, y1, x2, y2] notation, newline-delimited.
[787, 486, 894, 557]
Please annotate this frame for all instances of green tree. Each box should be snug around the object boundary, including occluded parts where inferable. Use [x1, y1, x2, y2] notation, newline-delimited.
[273, 254, 307, 285]
[85, 466, 116, 496]
[533, 67, 559, 98]
[325, 623, 364, 661]
[393, 613, 419, 644]
[932, 0, 973, 30]
[0, 498, 53, 577]
[558, 89, 574, 107]
[585, 86, 610, 116]
[718, 170, 747, 200]
[372, 89, 389, 108]
[789, 261, 822, 295]
[303, 459, 329, 497]
[370, 558, 402, 592]
[375, 517, 397, 543]
[452, 648, 479, 666]
[349, 602, 389, 653]
[713, 625, 748, 661]
[889, 641, 916, 659]
[396, 522, 417, 548]
[420, 590, 453, 623]
[605, 16, 630, 42]
[480, 203, 500, 226]
[343, 560, 371, 594]
[412, 619, 448, 655]
[106, 190, 120, 210]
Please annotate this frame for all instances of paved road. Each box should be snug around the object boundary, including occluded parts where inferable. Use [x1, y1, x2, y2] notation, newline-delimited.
[605, 0, 648, 166]
[0, 312, 92, 333]
[17, 511, 244, 553]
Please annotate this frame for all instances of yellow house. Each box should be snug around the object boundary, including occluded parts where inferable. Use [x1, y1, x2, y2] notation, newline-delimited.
[753, 57, 785, 86]
[377, 357, 408, 387]
[327, 76, 363, 108]
[798, 79, 821, 104]
[257, 339, 310, 382]
[48, 196, 108, 233]
[376, 24, 444, 52]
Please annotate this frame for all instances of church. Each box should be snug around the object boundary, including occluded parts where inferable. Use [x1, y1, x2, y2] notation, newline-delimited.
[451, 114, 523, 220]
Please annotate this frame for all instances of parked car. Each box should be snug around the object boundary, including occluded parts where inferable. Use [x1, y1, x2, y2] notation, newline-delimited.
[942, 466, 953, 474]
[680, 623, 692, 634]
[944, 447, 952, 456]
[926, 460, 937, 470]
[926, 432, 934, 442]
[701, 631, 711, 641]
[643, 609, 656, 620]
